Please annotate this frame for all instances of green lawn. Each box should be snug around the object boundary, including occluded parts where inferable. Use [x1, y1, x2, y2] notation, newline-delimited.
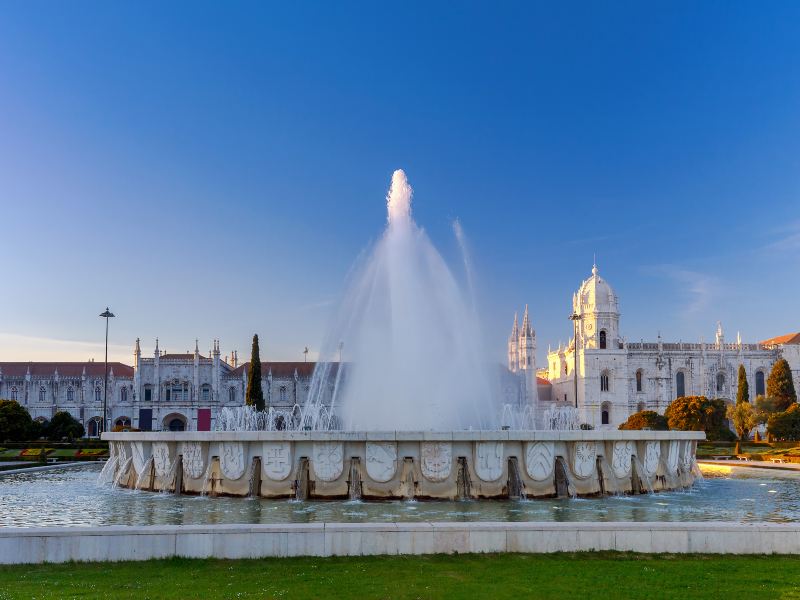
[2, 553, 800, 599]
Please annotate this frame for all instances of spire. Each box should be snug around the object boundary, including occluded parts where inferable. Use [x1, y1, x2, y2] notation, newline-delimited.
[194, 339, 199, 356]
[592, 256, 598, 277]
[716, 321, 724, 345]
[135, 338, 141, 354]
[155, 338, 159, 353]
[521, 304, 533, 337]
[510, 312, 519, 340]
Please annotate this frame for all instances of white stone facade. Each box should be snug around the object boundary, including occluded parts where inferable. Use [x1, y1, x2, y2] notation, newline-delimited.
[515, 264, 800, 429]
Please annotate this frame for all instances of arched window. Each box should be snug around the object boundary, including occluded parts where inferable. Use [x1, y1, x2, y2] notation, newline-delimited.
[635, 370, 643, 393]
[716, 372, 725, 393]
[10, 386, 18, 401]
[115, 416, 131, 428]
[87, 417, 101, 437]
[66, 386, 74, 402]
[168, 418, 185, 432]
[676, 371, 686, 398]
[201, 385, 211, 402]
[95, 387, 101, 402]
[120, 387, 128, 403]
[755, 370, 766, 397]
[599, 330, 607, 350]
[601, 402, 610, 425]
[279, 386, 287, 402]
[38, 386, 46, 402]
[600, 371, 610, 392]
[228, 387, 236, 403]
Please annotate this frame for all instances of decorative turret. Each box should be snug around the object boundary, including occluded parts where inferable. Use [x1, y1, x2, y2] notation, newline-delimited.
[716, 321, 725, 348]
[518, 304, 538, 404]
[507, 312, 519, 372]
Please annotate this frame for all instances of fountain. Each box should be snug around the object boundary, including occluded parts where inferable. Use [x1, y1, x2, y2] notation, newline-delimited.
[104, 170, 703, 499]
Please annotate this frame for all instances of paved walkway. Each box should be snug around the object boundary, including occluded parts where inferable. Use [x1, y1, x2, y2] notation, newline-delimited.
[698, 459, 800, 472]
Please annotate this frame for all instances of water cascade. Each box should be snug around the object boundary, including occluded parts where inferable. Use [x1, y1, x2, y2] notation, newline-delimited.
[134, 457, 154, 491]
[507, 457, 526, 500]
[156, 456, 180, 494]
[402, 458, 416, 501]
[631, 455, 654, 494]
[294, 458, 310, 501]
[347, 458, 362, 501]
[173, 455, 183, 495]
[554, 457, 574, 499]
[456, 457, 472, 501]
[199, 461, 213, 497]
[113, 457, 132, 489]
[302, 170, 494, 431]
[97, 455, 118, 485]
[597, 455, 619, 495]
[249, 457, 262, 498]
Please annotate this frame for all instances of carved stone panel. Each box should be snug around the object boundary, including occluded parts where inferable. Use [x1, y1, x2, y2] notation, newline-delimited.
[474, 442, 504, 482]
[313, 442, 344, 482]
[643, 441, 660, 477]
[181, 442, 205, 479]
[262, 442, 292, 481]
[680, 440, 694, 472]
[420, 442, 452, 482]
[571, 441, 597, 479]
[153, 442, 171, 478]
[667, 440, 680, 473]
[220, 442, 246, 480]
[366, 442, 398, 483]
[131, 442, 147, 473]
[525, 441, 554, 481]
[612, 441, 633, 479]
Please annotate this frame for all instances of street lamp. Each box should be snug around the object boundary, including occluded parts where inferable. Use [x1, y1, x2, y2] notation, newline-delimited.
[99, 307, 115, 434]
[568, 312, 582, 409]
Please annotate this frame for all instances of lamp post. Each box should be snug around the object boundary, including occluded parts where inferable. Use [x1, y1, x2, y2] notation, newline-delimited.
[99, 308, 115, 434]
[569, 312, 582, 409]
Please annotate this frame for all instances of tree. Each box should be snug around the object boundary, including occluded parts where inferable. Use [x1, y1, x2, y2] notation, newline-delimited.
[0, 400, 36, 441]
[767, 359, 797, 411]
[664, 395, 735, 441]
[767, 405, 800, 441]
[618, 410, 668, 431]
[727, 401, 757, 440]
[736, 364, 749, 404]
[245, 334, 265, 411]
[45, 411, 85, 441]
[755, 395, 784, 424]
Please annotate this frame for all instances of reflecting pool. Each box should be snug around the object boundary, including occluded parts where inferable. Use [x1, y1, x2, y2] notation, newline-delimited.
[2, 463, 800, 528]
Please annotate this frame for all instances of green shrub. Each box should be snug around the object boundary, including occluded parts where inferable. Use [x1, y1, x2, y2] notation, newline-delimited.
[618, 410, 668, 431]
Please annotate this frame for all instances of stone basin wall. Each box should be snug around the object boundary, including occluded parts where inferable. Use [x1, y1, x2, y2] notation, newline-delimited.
[102, 431, 705, 500]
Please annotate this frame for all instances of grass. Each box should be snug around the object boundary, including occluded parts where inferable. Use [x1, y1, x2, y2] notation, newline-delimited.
[2, 553, 800, 599]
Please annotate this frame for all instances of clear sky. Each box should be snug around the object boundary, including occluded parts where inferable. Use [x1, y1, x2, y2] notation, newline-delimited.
[1, 2, 799, 366]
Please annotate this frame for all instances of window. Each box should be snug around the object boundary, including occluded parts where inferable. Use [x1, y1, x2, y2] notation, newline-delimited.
[279, 386, 287, 402]
[95, 387, 101, 402]
[201, 385, 210, 402]
[10, 386, 18, 401]
[601, 402, 610, 425]
[635, 370, 643, 392]
[756, 370, 766, 397]
[168, 418, 185, 432]
[564, 363, 568, 376]
[676, 371, 686, 398]
[229, 387, 236, 403]
[144, 386, 152, 402]
[87, 417, 101, 437]
[38, 386, 46, 402]
[67, 386, 74, 402]
[599, 330, 607, 349]
[600, 371, 610, 392]
[120, 387, 128, 403]
[115, 416, 131, 428]
[716, 372, 725, 393]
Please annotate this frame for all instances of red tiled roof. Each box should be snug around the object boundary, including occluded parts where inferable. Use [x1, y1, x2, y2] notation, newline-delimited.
[0, 362, 134, 378]
[760, 332, 800, 346]
[232, 361, 334, 379]
[537, 377, 551, 386]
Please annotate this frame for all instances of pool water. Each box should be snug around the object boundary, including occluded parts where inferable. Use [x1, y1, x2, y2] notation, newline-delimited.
[2, 463, 799, 528]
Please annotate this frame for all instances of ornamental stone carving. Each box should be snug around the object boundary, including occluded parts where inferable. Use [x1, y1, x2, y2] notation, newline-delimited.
[643, 441, 660, 477]
[666, 440, 680, 473]
[313, 442, 344, 482]
[152, 442, 171, 478]
[572, 441, 596, 479]
[612, 441, 634, 479]
[262, 442, 292, 481]
[366, 442, 398, 483]
[131, 442, 147, 473]
[525, 441, 554, 481]
[220, 442, 246, 480]
[474, 442, 504, 482]
[420, 442, 452, 482]
[181, 442, 205, 479]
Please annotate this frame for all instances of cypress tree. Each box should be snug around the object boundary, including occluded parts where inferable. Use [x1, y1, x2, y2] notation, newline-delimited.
[736, 364, 749, 404]
[245, 334, 265, 411]
[767, 359, 797, 412]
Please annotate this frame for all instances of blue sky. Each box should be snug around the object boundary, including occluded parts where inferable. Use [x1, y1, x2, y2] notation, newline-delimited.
[1, 2, 799, 364]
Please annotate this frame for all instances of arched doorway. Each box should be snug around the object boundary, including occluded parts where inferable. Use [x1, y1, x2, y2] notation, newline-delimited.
[162, 413, 187, 432]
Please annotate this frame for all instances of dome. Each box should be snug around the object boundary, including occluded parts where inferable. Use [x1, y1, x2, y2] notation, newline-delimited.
[573, 264, 619, 315]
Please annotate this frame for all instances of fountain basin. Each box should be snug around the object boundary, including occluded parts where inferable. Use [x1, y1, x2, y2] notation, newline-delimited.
[102, 430, 705, 499]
